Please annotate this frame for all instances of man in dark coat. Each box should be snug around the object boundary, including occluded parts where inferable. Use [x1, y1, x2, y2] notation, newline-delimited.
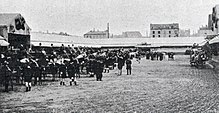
[24, 63, 32, 92]
[146, 51, 150, 59]
[117, 54, 125, 75]
[2, 61, 12, 92]
[59, 60, 67, 85]
[49, 62, 58, 81]
[94, 57, 104, 81]
[159, 52, 164, 61]
[88, 57, 95, 77]
[104, 56, 110, 73]
[126, 58, 132, 75]
[67, 59, 77, 85]
[30, 58, 40, 85]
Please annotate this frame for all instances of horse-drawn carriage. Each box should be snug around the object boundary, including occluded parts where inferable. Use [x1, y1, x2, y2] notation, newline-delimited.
[190, 48, 208, 68]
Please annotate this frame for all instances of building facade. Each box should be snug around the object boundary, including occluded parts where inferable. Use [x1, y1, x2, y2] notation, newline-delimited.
[84, 23, 110, 39]
[197, 25, 216, 37]
[179, 29, 190, 37]
[150, 23, 179, 38]
[122, 31, 142, 38]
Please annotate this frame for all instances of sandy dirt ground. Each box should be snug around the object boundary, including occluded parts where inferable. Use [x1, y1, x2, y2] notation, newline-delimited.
[1, 55, 219, 113]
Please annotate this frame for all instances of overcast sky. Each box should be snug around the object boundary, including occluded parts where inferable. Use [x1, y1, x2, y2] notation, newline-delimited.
[0, 0, 218, 36]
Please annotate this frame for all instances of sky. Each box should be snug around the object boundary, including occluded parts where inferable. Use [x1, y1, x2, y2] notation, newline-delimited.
[0, 0, 219, 36]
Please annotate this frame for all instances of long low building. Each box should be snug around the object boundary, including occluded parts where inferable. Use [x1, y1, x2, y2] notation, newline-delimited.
[31, 32, 206, 53]
[31, 32, 206, 47]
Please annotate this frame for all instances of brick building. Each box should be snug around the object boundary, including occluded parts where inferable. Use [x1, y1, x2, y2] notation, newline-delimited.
[150, 23, 179, 38]
[84, 30, 109, 39]
[84, 23, 110, 39]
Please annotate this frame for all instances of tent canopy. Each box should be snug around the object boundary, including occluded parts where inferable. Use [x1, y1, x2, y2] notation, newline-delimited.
[209, 35, 219, 44]
[0, 36, 9, 46]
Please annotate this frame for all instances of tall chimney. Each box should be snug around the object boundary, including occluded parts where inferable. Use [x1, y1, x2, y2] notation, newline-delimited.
[107, 23, 110, 38]
[208, 14, 213, 29]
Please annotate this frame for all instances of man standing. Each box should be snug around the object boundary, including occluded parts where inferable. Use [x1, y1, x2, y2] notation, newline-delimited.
[94, 56, 104, 81]
[59, 60, 67, 85]
[24, 62, 32, 92]
[68, 59, 77, 85]
[126, 58, 132, 75]
[2, 61, 11, 92]
[117, 54, 125, 76]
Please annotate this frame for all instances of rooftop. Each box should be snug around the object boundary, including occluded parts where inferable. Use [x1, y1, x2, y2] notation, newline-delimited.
[31, 32, 206, 48]
[122, 31, 142, 38]
[0, 13, 20, 26]
[84, 30, 108, 35]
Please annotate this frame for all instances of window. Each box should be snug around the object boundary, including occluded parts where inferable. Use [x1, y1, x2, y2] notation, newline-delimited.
[153, 31, 155, 34]
[158, 31, 160, 34]
[169, 35, 171, 37]
[152, 35, 155, 38]
[158, 35, 160, 37]
[169, 31, 171, 34]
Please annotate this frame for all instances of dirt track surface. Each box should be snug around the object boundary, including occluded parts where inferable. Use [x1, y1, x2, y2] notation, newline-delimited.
[1, 55, 219, 113]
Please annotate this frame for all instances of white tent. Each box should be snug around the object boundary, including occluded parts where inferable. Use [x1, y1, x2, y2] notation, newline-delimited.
[209, 35, 219, 44]
[31, 32, 206, 48]
[0, 36, 9, 46]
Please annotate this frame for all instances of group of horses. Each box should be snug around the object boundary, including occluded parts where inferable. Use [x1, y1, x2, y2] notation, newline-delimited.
[1, 45, 186, 92]
[0, 46, 134, 92]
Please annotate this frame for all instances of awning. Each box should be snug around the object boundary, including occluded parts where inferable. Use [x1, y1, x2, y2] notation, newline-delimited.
[0, 36, 9, 46]
[209, 35, 219, 44]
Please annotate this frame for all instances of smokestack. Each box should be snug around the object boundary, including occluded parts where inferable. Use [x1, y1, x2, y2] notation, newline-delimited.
[208, 14, 213, 29]
[107, 23, 109, 38]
